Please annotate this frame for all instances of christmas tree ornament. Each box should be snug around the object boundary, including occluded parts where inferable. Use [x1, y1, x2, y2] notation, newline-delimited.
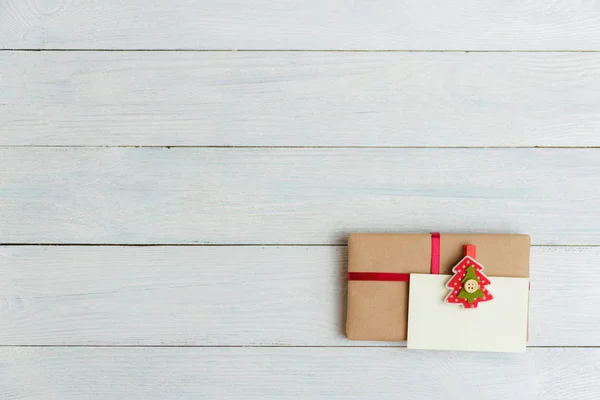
[445, 244, 493, 308]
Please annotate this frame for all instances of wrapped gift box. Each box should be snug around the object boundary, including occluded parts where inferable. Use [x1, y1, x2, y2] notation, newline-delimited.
[346, 233, 530, 341]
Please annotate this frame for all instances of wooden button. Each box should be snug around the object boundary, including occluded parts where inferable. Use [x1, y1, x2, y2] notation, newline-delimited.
[463, 279, 479, 293]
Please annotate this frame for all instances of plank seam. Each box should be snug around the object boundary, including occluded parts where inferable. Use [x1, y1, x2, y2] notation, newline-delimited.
[3, 49, 600, 53]
[2, 146, 600, 149]
[0, 243, 597, 248]
[0, 345, 598, 348]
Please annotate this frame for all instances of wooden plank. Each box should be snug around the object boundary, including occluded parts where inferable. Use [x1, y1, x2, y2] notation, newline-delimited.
[1, 147, 599, 245]
[2, 52, 600, 147]
[2, 1, 600, 50]
[0, 245, 597, 346]
[2, 347, 599, 399]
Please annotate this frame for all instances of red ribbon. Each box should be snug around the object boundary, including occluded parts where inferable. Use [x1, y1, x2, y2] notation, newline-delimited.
[346, 272, 410, 281]
[430, 232, 440, 274]
[348, 232, 441, 281]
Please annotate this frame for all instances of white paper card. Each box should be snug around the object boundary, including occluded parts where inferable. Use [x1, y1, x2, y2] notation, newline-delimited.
[407, 274, 529, 353]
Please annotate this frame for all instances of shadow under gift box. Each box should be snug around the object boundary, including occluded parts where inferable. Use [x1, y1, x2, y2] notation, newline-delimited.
[345, 233, 530, 341]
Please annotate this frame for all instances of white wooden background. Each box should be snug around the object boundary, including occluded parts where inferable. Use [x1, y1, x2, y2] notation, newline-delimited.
[1, 1, 600, 399]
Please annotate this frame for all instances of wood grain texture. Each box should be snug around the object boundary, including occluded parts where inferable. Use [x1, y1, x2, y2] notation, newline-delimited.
[0, 245, 597, 346]
[1, 147, 599, 245]
[2, 52, 600, 146]
[3, 0, 599, 393]
[2, 0, 600, 50]
[2, 347, 599, 399]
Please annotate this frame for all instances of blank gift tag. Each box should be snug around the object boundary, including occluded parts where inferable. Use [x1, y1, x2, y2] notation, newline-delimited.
[407, 274, 529, 353]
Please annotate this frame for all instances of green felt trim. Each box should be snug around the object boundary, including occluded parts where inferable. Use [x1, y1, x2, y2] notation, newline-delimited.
[461, 266, 479, 283]
[458, 266, 485, 303]
[457, 287, 484, 303]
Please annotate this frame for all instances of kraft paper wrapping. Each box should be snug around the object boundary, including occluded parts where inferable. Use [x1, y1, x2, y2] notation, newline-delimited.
[346, 233, 530, 341]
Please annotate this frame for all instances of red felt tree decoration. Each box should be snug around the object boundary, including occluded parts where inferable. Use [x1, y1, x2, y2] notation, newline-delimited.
[445, 245, 493, 309]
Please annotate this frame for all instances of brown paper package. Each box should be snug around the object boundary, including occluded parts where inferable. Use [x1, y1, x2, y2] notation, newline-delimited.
[346, 233, 530, 341]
